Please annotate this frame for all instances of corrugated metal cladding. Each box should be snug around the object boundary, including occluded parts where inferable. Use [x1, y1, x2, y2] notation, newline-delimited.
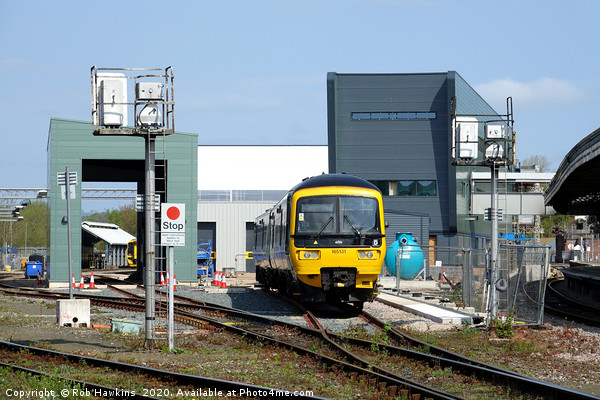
[327, 71, 503, 249]
[47, 118, 198, 284]
[384, 210, 430, 249]
[198, 201, 275, 271]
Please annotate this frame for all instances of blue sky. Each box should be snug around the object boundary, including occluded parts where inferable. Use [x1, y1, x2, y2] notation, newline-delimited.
[2, 0, 599, 192]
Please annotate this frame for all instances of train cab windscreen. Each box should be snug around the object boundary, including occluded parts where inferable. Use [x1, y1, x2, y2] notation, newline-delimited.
[295, 196, 381, 246]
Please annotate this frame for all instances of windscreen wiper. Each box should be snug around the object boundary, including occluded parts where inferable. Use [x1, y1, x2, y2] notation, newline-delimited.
[315, 216, 334, 239]
[344, 214, 361, 236]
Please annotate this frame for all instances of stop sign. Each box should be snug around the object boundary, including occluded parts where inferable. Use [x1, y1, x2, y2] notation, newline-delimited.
[161, 203, 185, 246]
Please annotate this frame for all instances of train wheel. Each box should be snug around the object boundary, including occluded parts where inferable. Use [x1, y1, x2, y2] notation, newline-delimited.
[277, 270, 288, 294]
[256, 266, 264, 284]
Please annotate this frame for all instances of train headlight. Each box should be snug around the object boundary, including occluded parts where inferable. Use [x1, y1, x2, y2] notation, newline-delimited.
[359, 251, 376, 260]
[299, 250, 320, 260]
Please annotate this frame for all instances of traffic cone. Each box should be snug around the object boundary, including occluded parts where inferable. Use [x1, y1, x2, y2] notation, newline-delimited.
[442, 269, 447, 282]
[173, 274, 177, 291]
[160, 271, 165, 286]
[166, 269, 170, 284]
[79, 274, 85, 289]
[216, 271, 222, 287]
[221, 272, 227, 289]
[212, 271, 219, 286]
[72, 274, 76, 289]
[89, 272, 96, 289]
[37, 270, 42, 285]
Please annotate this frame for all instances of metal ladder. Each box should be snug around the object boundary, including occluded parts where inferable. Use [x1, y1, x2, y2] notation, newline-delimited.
[152, 132, 168, 279]
[149, 132, 169, 331]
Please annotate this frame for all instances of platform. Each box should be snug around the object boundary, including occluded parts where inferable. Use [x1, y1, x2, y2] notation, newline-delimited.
[378, 276, 441, 291]
[561, 265, 600, 303]
[376, 292, 473, 324]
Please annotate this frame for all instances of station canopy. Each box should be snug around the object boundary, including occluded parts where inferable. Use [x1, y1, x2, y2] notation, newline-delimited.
[81, 221, 135, 246]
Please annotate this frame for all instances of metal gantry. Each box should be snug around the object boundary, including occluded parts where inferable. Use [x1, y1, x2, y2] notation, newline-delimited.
[91, 66, 175, 347]
[450, 97, 516, 321]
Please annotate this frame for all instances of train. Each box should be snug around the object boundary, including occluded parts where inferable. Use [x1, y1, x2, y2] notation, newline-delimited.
[127, 239, 137, 268]
[253, 173, 386, 308]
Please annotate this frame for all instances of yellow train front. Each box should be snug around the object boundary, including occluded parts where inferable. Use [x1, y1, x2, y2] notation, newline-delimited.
[254, 174, 386, 308]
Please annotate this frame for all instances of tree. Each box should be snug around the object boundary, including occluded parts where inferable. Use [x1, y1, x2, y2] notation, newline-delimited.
[541, 215, 575, 237]
[521, 155, 551, 172]
[85, 202, 137, 236]
[3, 201, 48, 248]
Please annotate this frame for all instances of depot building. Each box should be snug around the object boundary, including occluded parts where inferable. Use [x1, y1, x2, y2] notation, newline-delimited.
[47, 71, 543, 285]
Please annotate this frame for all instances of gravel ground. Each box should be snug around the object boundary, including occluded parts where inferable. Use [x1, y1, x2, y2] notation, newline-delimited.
[2, 277, 600, 397]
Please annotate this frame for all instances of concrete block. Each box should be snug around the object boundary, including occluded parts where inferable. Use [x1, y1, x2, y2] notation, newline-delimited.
[56, 299, 90, 328]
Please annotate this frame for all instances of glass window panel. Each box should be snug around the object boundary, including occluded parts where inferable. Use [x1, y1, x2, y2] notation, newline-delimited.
[352, 112, 436, 121]
[351, 112, 370, 120]
[474, 182, 491, 193]
[397, 181, 414, 196]
[296, 197, 336, 234]
[369, 180, 389, 195]
[417, 180, 436, 196]
[340, 197, 378, 233]
[371, 112, 388, 119]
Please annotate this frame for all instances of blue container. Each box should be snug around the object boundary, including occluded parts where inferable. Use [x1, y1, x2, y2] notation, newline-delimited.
[384, 233, 424, 279]
[25, 261, 42, 278]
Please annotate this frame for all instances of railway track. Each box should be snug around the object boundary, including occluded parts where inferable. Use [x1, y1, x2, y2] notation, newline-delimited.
[544, 279, 600, 327]
[266, 289, 600, 400]
[2, 282, 599, 399]
[0, 341, 326, 400]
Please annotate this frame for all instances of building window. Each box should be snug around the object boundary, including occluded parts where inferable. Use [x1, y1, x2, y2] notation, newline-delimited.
[369, 180, 437, 196]
[351, 111, 436, 121]
[370, 180, 390, 195]
[397, 180, 436, 196]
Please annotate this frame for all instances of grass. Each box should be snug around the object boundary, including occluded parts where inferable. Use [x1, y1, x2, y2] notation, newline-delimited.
[0, 366, 93, 399]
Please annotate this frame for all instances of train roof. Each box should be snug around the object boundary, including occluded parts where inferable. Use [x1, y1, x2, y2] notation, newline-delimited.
[291, 173, 380, 193]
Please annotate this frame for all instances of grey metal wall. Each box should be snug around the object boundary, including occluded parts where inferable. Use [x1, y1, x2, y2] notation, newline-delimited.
[197, 201, 275, 271]
[327, 72, 452, 242]
[384, 209, 430, 248]
[327, 72, 500, 249]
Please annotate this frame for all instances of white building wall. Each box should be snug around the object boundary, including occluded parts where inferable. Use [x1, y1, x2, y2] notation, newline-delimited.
[196, 145, 328, 272]
[198, 145, 328, 190]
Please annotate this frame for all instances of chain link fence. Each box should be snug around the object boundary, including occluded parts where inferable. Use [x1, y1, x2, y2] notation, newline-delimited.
[384, 243, 550, 325]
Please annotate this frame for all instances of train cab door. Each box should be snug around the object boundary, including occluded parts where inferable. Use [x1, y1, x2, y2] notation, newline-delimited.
[245, 222, 255, 272]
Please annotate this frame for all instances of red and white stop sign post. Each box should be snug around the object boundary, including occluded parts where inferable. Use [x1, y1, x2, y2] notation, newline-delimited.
[161, 203, 185, 351]
[161, 203, 186, 246]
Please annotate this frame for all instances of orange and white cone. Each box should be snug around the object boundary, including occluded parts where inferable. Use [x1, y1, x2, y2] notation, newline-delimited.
[37, 270, 42, 285]
[442, 269, 447, 282]
[160, 271, 165, 286]
[166, 269, 170, 285]
[79, 274, 85, 289]
[89, 272, 96, 289]
[211, 271, 217, 286]
[216, 271, 222, 287]
[173, 274, 177, 291]
[221, 272, 227, 289]
[72, 274, 76, 289]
